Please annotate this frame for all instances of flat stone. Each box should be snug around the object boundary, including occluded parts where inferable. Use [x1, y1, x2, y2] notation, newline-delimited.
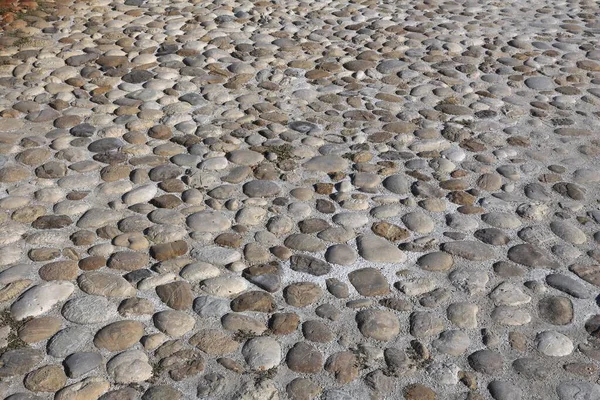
[371, 222, 410, 242]
[78, 272, 136, 297]
[402, 212, 434, 233]
[488, 380, 523, 400]
[62, 295, 116, 324]
[304, 156, 348, 173]
[417, 252, 453, 271]
[325, 244, 357, 265]
[48, 326, 92, 357]
[556, 382, 600, 400]
[441, 241, 494, 261]
[153, 310, 195, 337]
[64, 352, 103, 378]
[545, 273, 592, 298]
[186, 211, 231, 232]
[284, 233, 326, 252]
[410, 311, 445, 338]
[489, 282, 531, 306]
[525, 76, 554, 90]
[550, 220, 587, 244]
[156, 281, 193, 310]
[535, 330, 573, 356]
[18, 316, 62, 343]
[433, 330, 470, 356]
[108, 251, 149, 271]
[11, 281, 74, 321]
[356, 234, 406, 263]
[356, 309, 400, 341]
[286, 342, 323, 373]
[348, 268, 390, 296]
[94, 320, 144, 351]
[24, 365, 67, 392]
[191, 247, 241, 265]
[201, 276, 248, 297]
[507, 244, 559, 269]
[286, 378, 322, 400]
[569, 264, 600, 287]
[190, 329, 238, 355]
[468, 350, 503, 374]
[243, 180, 280, 197]
[383, 175, 411, 194]
[539, 296, 573, 325]
[284, 282, 322, 307]
[55, 376, 109, 400]
[324, 351, 358, 384]
[242, 337, 281, 371]
[290, 254, 331, 276]
[0, 348, 44, 377]
[106, 350, 153, 384]
[231, 291, 275, 312]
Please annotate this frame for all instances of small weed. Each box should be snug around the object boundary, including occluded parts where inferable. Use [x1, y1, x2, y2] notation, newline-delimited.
[233, 330, 258, 342]
[0, 309, 28, 356]
[258, 144, 296, 161]
[253, 367, 277, 385]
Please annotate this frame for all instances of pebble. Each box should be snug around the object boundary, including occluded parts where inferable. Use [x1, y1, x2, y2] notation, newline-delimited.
[356, 234, 407, 263]
[356, 309, 400, 341]
[241, 337, 281, 371]
[535, 331, 574, 356]
[106, 350, 153, 384]
[11, 281, 74, 321]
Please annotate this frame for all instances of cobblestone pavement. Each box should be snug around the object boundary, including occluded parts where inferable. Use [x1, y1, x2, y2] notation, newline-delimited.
[0, 0, 600, 398]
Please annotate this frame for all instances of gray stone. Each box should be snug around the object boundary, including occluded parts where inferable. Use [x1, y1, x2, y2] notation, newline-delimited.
[64, 352, 103, 378]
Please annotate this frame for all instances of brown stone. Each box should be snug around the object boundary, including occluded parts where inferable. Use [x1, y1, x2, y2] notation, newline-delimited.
[284, 282, 322, 307]
[447, 191, 476, 205]
[348, 268, 390, 296]
[32, 215, 72, 229]
[107, 251, 149, 271]
[100, 165, 131, 182]
[24, 365, 67, 392]
[156, 281, 193, 310]
[151, 194, 182, 208]
[28, 248, 60, 262]
[12, 206, 45, 223]
[325, 351, 359, 383]
[269, 312, 300, 335]
[150, 240, 188, 261]
[94, 320, 144, 352]
[231, 291, 275, 312]
[71, 230, 96, 246]
[404, 383, 436, 400]
[79, 256, 106, 271]
[0, 165, 30, 182]
[148, 125, 172, 139]
[286, 342, 323, 373]
[38, 260, 78, 281]
[371, 221, 410, 241]
[214, 233, 243, 248]
[118, 298, 154, 316]
[18, 316, 62, 343]
[189, 329, 239, 355]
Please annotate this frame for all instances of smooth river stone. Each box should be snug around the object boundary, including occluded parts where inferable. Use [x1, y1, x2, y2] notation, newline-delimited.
[11, 281, 74, 321]
[62, 295, 117, 324]
[191, 247, 241, 265]
[441, 241, 494, 261]
[186, 211, 231, 232]
[304, 155, 348, 173]
[507, 244, 559, 269]
[356, 234, 407, 263]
